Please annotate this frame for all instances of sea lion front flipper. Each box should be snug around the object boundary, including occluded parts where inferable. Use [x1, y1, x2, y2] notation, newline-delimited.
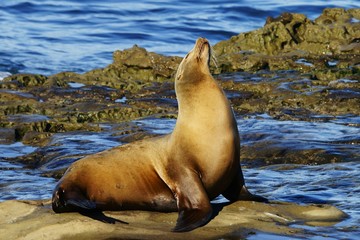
[171, 171, 212, 232]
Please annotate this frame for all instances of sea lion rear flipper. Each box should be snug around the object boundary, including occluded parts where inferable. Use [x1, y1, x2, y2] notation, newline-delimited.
[52, 186, 97, 213]
[171, 171, 213, 232]
[222, 169, 268, 203]
[67, 198, 97, 210]
[238, 185, 268, 202]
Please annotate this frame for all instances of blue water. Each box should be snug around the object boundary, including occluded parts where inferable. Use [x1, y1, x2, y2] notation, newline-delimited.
[0, 0, 358, 75]
[0, 116, 359, 239]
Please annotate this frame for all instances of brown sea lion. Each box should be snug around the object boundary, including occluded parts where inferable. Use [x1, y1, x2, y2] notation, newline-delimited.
[52, 37, 267, 232]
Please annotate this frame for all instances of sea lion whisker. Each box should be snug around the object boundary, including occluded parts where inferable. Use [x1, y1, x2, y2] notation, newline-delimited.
[209, 45, 218, 69]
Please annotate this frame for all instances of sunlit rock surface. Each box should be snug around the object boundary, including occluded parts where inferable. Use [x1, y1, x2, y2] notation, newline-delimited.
[0, 200, 347, 239]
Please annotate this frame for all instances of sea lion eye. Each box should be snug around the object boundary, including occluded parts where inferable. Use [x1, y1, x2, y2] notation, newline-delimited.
[185, 53, 189, 59]
[177, 74, 182, 81]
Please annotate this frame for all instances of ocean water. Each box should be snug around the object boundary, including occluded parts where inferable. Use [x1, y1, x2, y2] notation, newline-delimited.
[0, 0, 358, 75]
[0, 116, 359, 239]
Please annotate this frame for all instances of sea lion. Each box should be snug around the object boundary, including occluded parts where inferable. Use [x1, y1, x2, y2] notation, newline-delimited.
[52, 37, 267, 232]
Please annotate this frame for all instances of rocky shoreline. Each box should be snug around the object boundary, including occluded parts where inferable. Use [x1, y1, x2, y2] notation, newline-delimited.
[0, 200, 348, 239]
[1, 9, 359, 167]
[0, 8, 358, 171]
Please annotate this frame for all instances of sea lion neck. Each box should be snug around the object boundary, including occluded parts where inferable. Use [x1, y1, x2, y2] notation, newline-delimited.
[174, 38, 228, 125]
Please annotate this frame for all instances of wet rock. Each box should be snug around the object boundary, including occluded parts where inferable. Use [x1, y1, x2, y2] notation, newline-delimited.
[41, 168, 67, 180]
[315, 8, 354, 25]
[0, 90, 41, 117]
[219, 69, 360, 117]
[0, 128, 15, 144]
[22, 131, 54, 147]
[241, 146, 348, 166]
[213, 8, 360, 72]
[65, 45, 181, 89]
[117, 131, 160, 143]
[112, 45, 182, 82]
[1, 74, 48, 87]
[47, 71, 81, 87]
[311, 68, 359, 81]
[0, 200, 347, 240]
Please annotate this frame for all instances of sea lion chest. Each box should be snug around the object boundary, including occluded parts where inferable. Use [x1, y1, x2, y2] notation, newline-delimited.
[172, 80, 239, 197]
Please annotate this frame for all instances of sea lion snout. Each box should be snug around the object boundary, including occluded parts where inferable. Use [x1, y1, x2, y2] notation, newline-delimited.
[195, 38, 211, 66]
[196, 38, 210, 53]
[195, 37, 209, 46]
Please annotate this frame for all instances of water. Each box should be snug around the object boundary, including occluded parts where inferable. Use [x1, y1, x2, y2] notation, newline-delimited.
[0, 159, 56, 200]
[0, 0, 358, 75]
[0, 115, 359, 238]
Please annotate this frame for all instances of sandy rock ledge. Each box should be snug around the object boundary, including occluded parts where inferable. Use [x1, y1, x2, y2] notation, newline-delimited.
[0, 200, 347, 240]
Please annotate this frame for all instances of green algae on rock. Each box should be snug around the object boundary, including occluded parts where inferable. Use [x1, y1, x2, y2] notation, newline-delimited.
[112, 45, 182, 82]
[213, 8, 360, 73]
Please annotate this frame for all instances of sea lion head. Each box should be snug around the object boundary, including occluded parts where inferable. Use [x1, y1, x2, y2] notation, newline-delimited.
[175, 37, 212, 83]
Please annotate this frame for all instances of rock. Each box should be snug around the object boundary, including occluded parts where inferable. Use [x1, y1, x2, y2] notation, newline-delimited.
[315, 8, 353, 24]
[213, 8, 360, 73]
[0, 128, 15, 144]
[2, 74, 48, 87]
[0, 200, 347, 240]
[112, 45, 182, 82]
[22, 131, 53, 147]
[70, 45, 182, 89]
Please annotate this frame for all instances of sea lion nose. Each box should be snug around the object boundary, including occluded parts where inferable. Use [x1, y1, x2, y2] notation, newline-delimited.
[196, 37, 207, 45]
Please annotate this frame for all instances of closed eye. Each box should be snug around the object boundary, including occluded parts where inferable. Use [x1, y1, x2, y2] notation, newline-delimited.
[177, 74, 182, 80]
[185, 53, 189, 59]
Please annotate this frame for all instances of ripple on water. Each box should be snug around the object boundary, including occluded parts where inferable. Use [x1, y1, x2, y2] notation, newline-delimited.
[0, 115, 359, 239]
[239, 114, 360, 161]
[1, 0, 357, 75]
[0, 142, 37, 158]
[134, 118, 176, 135]
[39, 130, 121, 171]
[0, 142, 54, 200]
[0, 71, 11, 80]
[0, 160, 55, 200]
[244, 162, 360, 239]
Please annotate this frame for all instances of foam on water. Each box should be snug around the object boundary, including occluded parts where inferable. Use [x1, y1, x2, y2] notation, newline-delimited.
[0, 72, 11, 81]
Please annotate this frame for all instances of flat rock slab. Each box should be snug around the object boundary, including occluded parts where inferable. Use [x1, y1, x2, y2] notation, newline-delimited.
[0, 200, 347, 240]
